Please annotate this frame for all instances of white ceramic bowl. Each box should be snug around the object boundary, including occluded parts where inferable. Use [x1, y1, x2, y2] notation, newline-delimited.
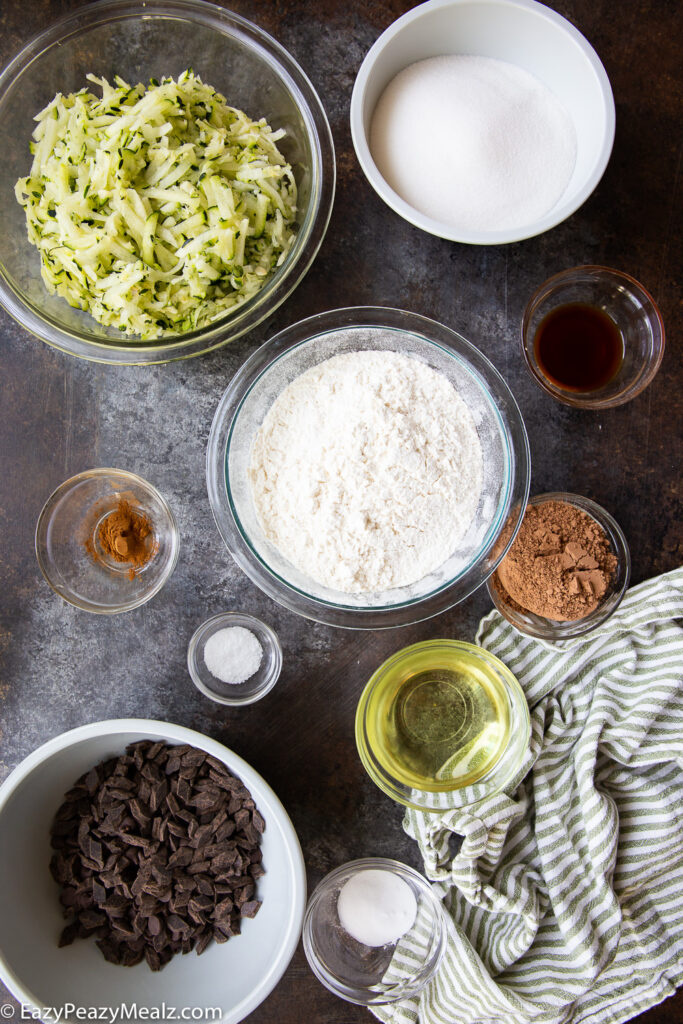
[0, 720, 306, 1024]
[350, 0, 615, 244]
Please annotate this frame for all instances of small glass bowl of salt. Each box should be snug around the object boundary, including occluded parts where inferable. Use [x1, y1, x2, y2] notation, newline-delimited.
[303, 858, 447, 1005]
[187, 611, 282, 705]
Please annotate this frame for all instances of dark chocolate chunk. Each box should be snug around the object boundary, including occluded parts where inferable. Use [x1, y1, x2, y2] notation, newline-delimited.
[240, 900, 262, 919]
[49, 740, 265, 971]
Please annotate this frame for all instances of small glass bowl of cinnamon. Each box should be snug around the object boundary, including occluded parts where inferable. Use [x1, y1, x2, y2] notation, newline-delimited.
[35, 468, 179, 614]
[487, 492, 630, 641]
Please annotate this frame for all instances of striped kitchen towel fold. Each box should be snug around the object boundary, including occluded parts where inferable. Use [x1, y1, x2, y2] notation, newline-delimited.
[373, 566, 683, 1024]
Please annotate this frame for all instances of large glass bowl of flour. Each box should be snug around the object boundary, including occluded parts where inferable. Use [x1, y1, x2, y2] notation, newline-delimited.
[207, 307, 530, 628]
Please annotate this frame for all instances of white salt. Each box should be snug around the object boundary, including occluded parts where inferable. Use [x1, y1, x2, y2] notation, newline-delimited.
[337, 869, 417, 947]
[370, 55, 577, 233]
[203, 626, 263, 685]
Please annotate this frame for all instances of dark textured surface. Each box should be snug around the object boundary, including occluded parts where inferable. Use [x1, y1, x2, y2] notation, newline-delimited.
[0, 0, 681, 1022]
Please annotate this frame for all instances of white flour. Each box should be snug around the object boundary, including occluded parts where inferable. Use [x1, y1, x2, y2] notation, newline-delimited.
[370, 55, 576, 233]
[248, 350, 483, 593]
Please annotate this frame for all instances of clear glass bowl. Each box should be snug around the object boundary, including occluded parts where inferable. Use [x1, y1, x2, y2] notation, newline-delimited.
[35, 468, 179, 613]
[522, 266, 665, 408]
[487, 492, 631, 640]
[0, 0, 335, 364]
[207, 306, 530, 629]
[355, 640, 531, 811]
[187, 611, 282, 705]
[303, 858, 447, 1006]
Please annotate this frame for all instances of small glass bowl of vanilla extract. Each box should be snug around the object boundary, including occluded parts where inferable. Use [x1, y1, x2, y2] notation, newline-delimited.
[522, 266, 665, 409]
[355, 640, 530, 812]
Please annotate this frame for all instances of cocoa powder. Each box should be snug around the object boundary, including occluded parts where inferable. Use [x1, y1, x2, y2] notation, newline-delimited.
[493, 500, 617, 621]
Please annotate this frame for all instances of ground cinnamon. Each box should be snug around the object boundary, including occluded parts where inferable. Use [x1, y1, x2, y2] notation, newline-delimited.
[86, 497, 156, 580]
[493, 500, 617, 621]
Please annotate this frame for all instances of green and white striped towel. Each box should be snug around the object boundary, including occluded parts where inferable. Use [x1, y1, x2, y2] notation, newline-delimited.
[373, 566, 683, 1024]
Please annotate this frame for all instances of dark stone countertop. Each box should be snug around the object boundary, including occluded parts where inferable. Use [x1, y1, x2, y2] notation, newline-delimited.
[0, 0, 681, 1022]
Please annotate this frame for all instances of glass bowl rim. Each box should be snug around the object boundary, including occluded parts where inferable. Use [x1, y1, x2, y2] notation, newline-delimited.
[34, 467, 180, 614]
[354, 638, 531, 808]
[206, 305, 531, 629]
[486, 490, 631, 639]
[0, 0, 335, 364]
[302, 856, 447, 1006]
[521, 264, 666, 409]
[186, 610, 283, 705]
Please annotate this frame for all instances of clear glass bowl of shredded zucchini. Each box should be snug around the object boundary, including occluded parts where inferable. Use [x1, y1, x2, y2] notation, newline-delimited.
[0, 0, 335, 363]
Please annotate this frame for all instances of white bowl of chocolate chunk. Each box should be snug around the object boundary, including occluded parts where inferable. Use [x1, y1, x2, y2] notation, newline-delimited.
[0, 719, 306, 1024]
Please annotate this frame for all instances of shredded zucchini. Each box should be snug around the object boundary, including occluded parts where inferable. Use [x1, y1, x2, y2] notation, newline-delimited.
[14, 71, 298, 340]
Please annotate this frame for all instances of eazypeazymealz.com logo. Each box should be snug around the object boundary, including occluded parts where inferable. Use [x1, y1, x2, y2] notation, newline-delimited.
[4, 1005, 222, 1022]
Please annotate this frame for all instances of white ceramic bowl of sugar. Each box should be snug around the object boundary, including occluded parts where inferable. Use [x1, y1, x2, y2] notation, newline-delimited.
[0, 719, 305, 1024]
[350, 0, 615, 244]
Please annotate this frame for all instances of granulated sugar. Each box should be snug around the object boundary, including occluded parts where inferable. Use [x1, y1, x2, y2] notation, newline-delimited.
[249, 349, 483, 594]
[370, 55, 576, 233]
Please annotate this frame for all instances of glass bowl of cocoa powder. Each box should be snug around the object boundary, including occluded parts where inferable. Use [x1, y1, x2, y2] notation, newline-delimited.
[487, 492, 630, 640]
[35, 468, 179, 613]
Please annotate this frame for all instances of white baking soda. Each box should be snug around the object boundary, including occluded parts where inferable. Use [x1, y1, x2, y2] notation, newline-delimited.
[370, 55, 577, 233]
[337, 869, 418, 947]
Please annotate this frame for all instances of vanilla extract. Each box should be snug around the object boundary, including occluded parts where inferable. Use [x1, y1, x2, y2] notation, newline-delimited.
[534, 302, 624, 392]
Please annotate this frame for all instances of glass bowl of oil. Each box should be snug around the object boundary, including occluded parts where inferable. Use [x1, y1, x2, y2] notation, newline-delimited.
[355, 640, 530, 811]
[521, 265, 665, 409]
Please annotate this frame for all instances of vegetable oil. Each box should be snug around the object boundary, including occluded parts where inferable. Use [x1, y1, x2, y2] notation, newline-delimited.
[361, 643, 512, 791]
